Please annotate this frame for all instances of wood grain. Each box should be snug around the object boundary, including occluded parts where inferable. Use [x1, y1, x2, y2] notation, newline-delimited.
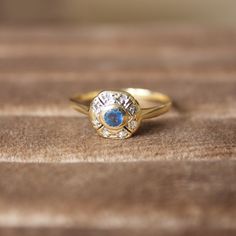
[0, 25, 235, 235]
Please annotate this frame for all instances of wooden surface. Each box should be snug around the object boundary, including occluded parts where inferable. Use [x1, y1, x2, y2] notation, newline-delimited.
[0, 25, 236, 235]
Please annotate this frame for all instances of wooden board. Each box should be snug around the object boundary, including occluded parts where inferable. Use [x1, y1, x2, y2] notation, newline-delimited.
[0, 25, 235, 235]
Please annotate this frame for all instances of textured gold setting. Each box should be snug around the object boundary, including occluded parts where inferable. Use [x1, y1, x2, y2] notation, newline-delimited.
[70, 88, 171, 139]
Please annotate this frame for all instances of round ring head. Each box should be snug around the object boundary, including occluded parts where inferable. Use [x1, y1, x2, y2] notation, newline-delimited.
[89, 90, 141, 139]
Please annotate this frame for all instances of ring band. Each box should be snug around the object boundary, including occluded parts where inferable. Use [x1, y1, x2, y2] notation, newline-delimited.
[70, 88, 172, 139]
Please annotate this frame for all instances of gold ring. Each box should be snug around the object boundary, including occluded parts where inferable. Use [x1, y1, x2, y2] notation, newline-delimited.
[70, 88, 172, 139]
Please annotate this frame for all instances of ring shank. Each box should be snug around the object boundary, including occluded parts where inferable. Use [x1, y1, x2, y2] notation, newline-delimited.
[70, 88, 172, 119]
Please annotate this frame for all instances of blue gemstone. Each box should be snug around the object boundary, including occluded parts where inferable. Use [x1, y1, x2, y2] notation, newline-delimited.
[104, 108, 124, 127]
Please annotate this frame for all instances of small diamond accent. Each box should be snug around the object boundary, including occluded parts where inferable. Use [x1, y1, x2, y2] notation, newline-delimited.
[128, 120, 138, 130]
[100, 92, 120, 105]
[118, 129, 129, 139]
[92, 98, 103, 112]
[102, 128, 110, 138]
[100, 92, 111, 104]
[92, 118, 101, 128]
[118, 94, 129, 106]
[127, 104, 137, 115]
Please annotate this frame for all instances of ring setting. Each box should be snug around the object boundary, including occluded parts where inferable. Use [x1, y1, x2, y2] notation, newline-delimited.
[90, 90, 141, 139]
[70, 88, 171, 139]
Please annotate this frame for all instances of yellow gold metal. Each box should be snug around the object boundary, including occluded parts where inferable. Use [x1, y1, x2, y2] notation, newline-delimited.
[70, 88, 172, 139]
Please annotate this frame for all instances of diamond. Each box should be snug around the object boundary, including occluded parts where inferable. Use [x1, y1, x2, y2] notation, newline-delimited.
[92, 98, 103, 112]
[100, 92, 111, 104]
[92, 118, 101, 128]
[118, 94, 129, 106]
[118, 129, 129, 139]
[127, 104, 137, 115]
[100, 92, 119, 105]
[102, 128, 110, 138]
[128, 120, 138, 130]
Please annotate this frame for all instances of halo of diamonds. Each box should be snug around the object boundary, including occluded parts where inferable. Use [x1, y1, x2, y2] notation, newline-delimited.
[89, 91, 141, 139]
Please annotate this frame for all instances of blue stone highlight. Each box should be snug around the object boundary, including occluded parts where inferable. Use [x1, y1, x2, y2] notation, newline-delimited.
[104, 108, 124, 127]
